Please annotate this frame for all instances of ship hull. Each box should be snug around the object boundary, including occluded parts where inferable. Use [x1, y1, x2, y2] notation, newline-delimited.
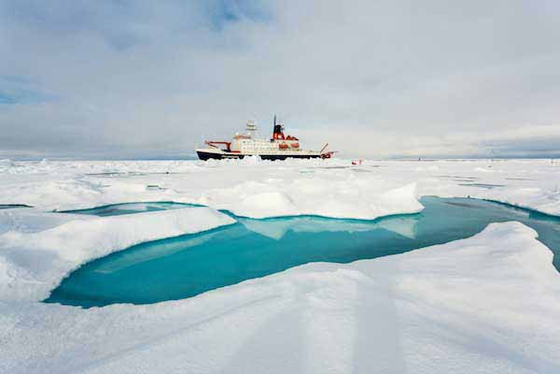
[196, 151, 242, 161]
[196, 150, 322, 161]
[260, 154, 322, 160]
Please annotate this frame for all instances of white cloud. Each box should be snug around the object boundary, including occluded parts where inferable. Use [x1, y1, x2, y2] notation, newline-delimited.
[1, 0, 559, 158]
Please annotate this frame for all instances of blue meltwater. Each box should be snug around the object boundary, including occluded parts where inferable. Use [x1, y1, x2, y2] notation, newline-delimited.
[45, 197, 560, 308]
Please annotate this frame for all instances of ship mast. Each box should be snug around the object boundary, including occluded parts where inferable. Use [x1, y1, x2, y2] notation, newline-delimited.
[246, 120, 257, 138]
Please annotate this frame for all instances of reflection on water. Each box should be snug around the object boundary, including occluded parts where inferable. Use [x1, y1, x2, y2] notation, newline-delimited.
[240, 215, 419, 240]
[46, 197, 560, 308]
[94, 232, 219, 274]
[91, 215, 420, 277]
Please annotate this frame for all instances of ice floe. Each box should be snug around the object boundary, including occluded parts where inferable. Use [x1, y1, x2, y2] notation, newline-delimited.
[1, 222, 559, 373]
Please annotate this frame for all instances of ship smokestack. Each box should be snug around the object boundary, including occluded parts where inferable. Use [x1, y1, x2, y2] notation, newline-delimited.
[271, 114, 286, 140]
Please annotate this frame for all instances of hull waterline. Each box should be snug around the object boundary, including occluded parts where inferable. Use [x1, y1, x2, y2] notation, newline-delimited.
[196, 151, 322, 161]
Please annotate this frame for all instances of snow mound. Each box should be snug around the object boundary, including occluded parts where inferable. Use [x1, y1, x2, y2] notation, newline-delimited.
[199, 175, 423, 220]
[237, 191, 298, 218]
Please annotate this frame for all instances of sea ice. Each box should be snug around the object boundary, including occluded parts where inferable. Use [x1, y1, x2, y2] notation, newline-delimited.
[1, 222, 559, 373]
[1, 158, 560, 373]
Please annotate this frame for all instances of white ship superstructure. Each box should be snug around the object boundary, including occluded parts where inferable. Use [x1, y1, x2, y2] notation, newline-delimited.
[196, 117, 334, 161]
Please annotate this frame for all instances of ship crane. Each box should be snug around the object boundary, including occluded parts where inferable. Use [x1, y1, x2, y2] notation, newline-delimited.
[205, 141, 232, 152]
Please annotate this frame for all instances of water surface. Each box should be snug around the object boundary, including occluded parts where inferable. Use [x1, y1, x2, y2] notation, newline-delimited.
[60, 201, 199, 217]
[46, 197, 560, 307]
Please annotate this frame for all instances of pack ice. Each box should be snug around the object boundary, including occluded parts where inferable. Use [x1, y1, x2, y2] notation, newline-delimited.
[1, 158, 559, 373]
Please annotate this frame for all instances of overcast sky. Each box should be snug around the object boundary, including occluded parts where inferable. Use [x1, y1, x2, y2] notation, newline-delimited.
[1, 0, 559, 159]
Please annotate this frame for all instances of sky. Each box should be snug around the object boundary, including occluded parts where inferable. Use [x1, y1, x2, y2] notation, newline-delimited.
[1, 0, 559, 159]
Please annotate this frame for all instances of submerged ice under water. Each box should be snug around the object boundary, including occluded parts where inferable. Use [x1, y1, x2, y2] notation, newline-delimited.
[58, 201, 200, 216]
[46, 197, 560, 308]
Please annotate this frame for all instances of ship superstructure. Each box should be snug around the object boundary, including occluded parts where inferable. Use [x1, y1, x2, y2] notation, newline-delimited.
[196, 116, 334, 161]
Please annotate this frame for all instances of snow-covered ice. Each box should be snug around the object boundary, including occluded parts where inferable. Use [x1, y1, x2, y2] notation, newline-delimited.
[1, 158, 560, 373]
[2, 222, 560, 373]
[0, 207, 235, 302]
[1, 158, 559, 217]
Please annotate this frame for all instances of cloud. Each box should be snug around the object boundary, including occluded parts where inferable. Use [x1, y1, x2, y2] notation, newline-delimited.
[295, 124, 560, 159]
[0, 0, 559, 158]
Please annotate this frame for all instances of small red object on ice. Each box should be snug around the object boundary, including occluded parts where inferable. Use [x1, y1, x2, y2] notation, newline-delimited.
[352, 159, 363, 166]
